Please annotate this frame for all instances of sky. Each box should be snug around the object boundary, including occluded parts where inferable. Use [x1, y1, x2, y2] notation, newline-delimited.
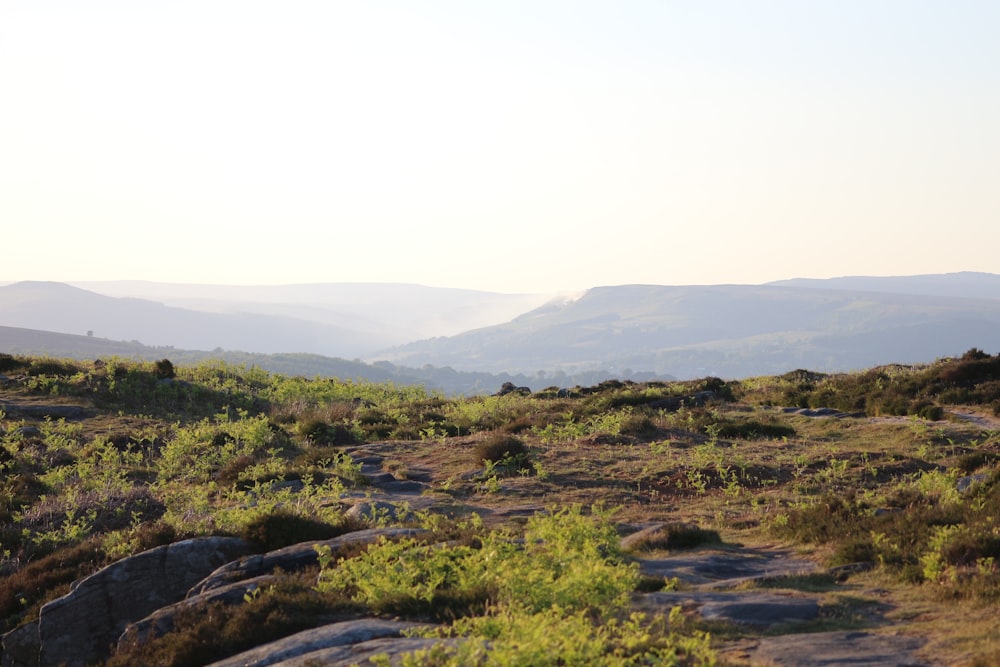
[1, 1, 998, 294]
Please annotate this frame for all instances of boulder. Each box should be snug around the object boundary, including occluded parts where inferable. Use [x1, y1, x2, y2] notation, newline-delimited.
[495, 382, 530, 397]
[344, 501, 408, 523]
[957, 473, 990, 494]
[120, 574, 278, 648]
[36, 536, 252, 667]
[1, 620, 40, 667]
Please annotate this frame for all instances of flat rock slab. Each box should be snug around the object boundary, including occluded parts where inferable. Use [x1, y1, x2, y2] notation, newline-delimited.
[639, 548, 817, 587]
[206, 619, 433, 667]
[636, 591, 820, 627]
[750, 630, 928, 667]
[0, 402, 87, 419]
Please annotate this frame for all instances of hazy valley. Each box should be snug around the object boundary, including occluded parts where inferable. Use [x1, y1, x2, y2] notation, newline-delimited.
[2, 273, 998, 393]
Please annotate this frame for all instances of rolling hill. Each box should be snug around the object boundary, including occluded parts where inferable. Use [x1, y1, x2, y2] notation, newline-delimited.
[374, 274, 1000, 378]
[3, 273, 999, 384]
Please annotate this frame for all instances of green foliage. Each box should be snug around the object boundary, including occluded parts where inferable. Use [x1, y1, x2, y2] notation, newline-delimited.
[407, 607, 716, 667]
[738, 352, 1000, 417]
[318, 507, 713, 665]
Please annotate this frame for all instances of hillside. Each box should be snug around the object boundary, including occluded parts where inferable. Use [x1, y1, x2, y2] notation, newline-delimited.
[377, 277, 1000, 377]
[0, 325, 641, 396]
[4, 273, 1000, 384]
[0, 281, 553, 358]
[1, 352, 1000, 665]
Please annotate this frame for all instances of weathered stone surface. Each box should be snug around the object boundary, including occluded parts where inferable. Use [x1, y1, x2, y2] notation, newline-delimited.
[750, 630, 927, 666]
[377, 480, 428, 494]
[36, 536, 253, 667]
[205, 619, 434, 667]
[120, 574, 278, 648]
[1, 620, 40, 667]
[636, 591, 820, 627]
[638, 548, 817, 587]
[360, 471, 398, 485]
[957, 473, 990, 494]
[190, 527, 425, 596]
[272, 636, 458, 666]
[345, 500, 408, 522]
[0, 404, 86, 420]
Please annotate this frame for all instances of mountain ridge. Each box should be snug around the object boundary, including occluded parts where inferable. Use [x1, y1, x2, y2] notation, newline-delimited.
[2, 273, 998, 387]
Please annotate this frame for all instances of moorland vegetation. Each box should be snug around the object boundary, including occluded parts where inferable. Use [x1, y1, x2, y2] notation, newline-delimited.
[1, 349, 999, 665]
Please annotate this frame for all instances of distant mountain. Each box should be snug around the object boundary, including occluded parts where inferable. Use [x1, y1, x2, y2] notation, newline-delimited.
[374, 275, 1000, 379]
[767, 271, 1000, 300]
[70, 281, 553, 341]
[0, 281, 388, 357]
[0, 281, 552, 358]
[5, 273, 999, 385]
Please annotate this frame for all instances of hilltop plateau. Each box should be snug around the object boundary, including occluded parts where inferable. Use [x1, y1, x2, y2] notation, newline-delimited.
[1, 351, 999, 665]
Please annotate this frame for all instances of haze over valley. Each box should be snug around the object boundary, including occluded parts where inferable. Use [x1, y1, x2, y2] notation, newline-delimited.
[2, 272, 997, 393]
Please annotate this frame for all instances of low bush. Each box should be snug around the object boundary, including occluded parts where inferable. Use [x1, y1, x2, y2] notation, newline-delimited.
[624, 523, 722, 553]
[473, 434, 528, 467]
[712, 419, 796, 440]
[239, 510, 366, 551]
[153, 359, 176, 380]
[297, 418, 357, 446]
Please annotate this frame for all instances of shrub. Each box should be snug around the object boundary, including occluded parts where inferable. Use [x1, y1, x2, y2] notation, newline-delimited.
[239, 510, 365, 551]
[712, 419, 796, 440]
[473, 434, 528, 467]
[624, 523, 722, 553]
[913, 402, 944, 421]
[297, 419, 356, 446]
[0, 353, 27, 373]
[27, 358, 81, 376]
[153, 359, 176, 380]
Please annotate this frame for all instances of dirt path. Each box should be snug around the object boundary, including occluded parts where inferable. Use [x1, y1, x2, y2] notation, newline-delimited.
[947, 408, 1000, 431]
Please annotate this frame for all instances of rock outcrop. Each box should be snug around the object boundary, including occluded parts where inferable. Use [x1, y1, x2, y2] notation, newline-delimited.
[33, 536, 252, 667]
[205, 619, 437, 667]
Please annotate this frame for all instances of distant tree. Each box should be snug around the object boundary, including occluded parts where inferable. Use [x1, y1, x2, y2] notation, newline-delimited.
[86, 330, 93, 337]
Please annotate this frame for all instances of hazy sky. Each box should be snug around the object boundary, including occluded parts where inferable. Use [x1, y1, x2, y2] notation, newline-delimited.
[2, 1, 998, 294]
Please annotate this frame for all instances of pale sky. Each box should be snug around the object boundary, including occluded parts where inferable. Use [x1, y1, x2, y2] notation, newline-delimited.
[1, 1, 998, 294]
